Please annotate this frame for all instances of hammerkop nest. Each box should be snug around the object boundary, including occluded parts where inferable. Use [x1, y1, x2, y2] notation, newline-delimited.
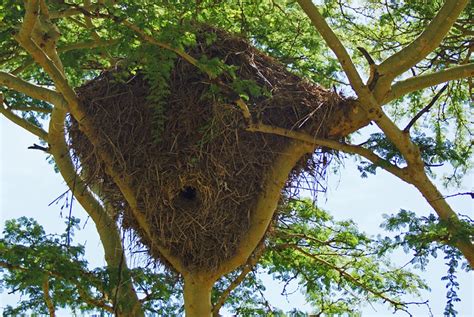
[68, 27, 354, 270]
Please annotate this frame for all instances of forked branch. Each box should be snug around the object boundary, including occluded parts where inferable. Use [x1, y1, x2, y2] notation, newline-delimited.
[377, 0, 470, 80]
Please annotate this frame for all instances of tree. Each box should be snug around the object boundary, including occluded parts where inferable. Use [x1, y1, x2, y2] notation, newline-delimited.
[0, 0, 472, 316]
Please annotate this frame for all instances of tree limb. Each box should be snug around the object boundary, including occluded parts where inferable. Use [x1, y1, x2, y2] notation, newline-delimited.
[9, 104, 52, 113]
[216, 141, 313, 278]
[48, 107, 144, 316]
[15, 1, 184, 275]
[246, 123, 410, 182]
[212, 242, 265, 316]
[383, 63, 474, 104]
[41, 276, 56, 317]
[296, 0, 366, 94]
[1, 94, 49, 141]
[377, 0, 469, 81]
[0, 71, 65, 107]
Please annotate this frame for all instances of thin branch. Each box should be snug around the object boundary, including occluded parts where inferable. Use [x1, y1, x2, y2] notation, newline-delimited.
[383, 63, 474, 104]
[0, 260, 113, 313]
[403, 84, 448, 132]
[377, 0, 469, 80]
[1, 94, 49, 141]
[58, 39, 119, 53]
[439, 192, 474, 200]
[292, 246, 417, 311]
[28, 143, 50, 152]
[246, 123, 410, 182]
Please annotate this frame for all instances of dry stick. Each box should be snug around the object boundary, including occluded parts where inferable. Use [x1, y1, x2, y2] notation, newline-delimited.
[403, 84, 448, 132]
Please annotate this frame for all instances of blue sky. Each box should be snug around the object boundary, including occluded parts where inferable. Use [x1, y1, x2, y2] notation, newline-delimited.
[1, 116, 473, 316]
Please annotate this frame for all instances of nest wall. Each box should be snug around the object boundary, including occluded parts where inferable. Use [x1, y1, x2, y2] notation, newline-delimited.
[68, 28, 350, 270]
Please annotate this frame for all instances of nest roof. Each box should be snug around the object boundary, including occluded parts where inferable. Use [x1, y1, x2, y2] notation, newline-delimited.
[68, 27, 351, 270]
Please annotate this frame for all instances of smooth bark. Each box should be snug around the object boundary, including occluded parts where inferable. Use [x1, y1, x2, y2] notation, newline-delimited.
[183, 274, 214, 317]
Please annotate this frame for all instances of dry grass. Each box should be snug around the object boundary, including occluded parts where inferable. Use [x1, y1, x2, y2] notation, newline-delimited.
[68, 27, 350, 270]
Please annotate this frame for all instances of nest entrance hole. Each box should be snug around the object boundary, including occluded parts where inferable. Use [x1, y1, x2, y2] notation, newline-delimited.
[179, 186, 198, 201]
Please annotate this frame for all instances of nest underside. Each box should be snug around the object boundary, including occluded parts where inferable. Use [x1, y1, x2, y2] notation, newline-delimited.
[68, 27, 350, 270]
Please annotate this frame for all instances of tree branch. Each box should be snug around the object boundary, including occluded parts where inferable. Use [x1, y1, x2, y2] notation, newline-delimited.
[377, 0, 469, 81]
[212, 242, 265, 316]
[245, 122, 474, 266]
[216, 141, 313, 278]
[0, 260, 114, 313]
[1, 94, 49, 141]
[15, 1, 183, 275]
[246, 123, 410, 182]
[9, 104, 52, 113]
[48, 107, 144, 316]
[0, 71, 65, 107]
[297, 0, 366, 94]
[292, 246, 417, 311]
[41, 276, 56, 317]
[403, 84, 448, 132]
[383, 63, 474, 104]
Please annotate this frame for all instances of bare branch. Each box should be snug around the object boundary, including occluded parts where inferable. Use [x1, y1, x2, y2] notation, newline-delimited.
[383, 63, 474, 104]
[297, 0, 366, 94]
[0, 71, 65, 107]
[246, 123, 410, 182]
[403, 84, 448, 132]
[377, 0, 469, 80]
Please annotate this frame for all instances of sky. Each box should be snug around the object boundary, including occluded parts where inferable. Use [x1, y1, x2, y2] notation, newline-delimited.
[1, 115, 473, 316]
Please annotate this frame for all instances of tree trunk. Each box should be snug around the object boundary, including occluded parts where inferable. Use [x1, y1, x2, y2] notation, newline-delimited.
[183, 274, 214, 317]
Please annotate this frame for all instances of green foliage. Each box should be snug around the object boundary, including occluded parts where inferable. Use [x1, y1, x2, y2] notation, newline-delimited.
[356, 132, 472, 179]
[250, 199, 428, 316]
[0, 217, 180, 316]
[380, 210, 473, 316]
[1, 0, 473, 315]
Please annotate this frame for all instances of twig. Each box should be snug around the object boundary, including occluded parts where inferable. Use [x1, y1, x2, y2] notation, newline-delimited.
[403, 84, 448, 132]
[28, 143, 50, 152]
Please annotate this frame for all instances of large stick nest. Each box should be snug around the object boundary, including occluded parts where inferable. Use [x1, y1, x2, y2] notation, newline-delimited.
[68, 27, 353, 270]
